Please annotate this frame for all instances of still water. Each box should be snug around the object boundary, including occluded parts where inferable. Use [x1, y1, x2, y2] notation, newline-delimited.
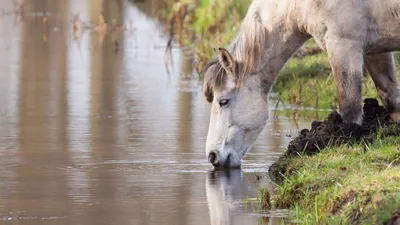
[0, 0, 316, 224]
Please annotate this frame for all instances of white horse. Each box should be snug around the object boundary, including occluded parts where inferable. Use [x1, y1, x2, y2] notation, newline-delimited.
[202, 0, 400, 168]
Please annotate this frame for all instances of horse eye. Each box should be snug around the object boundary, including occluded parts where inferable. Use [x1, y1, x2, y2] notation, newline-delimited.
[219, 99, 230, 107]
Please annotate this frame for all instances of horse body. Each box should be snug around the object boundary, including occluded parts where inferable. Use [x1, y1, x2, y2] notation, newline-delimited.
[296, 0, 400, 52]
[203, 0, 400, 168]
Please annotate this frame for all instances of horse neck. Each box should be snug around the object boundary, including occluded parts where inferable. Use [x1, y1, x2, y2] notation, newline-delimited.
[249, 0, 308, 76]
[227, 0, 308, 88]
[260, 30, 309, 77]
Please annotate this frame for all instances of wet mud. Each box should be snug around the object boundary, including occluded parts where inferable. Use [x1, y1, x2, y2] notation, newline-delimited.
[269, 98, 400, 182]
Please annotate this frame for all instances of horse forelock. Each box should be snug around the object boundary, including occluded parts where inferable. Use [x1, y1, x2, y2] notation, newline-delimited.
[202, 58, 227, 103]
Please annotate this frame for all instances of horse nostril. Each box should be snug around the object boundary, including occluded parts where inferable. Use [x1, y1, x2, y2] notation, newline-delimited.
[208, 151, 219, 166]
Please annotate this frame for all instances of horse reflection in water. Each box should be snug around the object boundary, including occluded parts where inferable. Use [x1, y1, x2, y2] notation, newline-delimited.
[206, 170, 281, 225]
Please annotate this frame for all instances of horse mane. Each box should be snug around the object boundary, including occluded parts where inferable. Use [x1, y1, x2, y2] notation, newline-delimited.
[230, 4, 267, 79]
[202, 3, 267, 102]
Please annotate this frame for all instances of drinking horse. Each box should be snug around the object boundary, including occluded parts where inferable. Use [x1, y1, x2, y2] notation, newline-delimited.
[202, 0, 400, 168]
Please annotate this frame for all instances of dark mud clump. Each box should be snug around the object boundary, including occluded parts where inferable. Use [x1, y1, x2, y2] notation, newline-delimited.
[269, 98, 400, 182]
[286, 98, 400, 156]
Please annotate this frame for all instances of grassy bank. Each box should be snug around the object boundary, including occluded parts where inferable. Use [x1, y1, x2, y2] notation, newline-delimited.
[266, 135, 400, 224]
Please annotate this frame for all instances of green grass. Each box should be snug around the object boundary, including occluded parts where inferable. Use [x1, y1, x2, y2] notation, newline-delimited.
[163, 0, 252, 70]
[267, 135, 400, 224]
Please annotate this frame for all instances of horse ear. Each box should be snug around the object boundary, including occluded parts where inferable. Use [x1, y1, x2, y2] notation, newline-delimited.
[213, 47, 219, 54]
[217, 48, 235, 75]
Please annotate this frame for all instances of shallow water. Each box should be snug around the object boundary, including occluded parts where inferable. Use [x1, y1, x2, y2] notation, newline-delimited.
[0, 0, 317, 224]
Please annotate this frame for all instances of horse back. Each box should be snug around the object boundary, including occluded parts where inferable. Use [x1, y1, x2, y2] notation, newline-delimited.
[298, 0, 400, 53]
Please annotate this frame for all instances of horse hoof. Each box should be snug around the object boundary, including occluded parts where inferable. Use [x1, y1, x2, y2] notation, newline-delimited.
[390, 112, 400, 122]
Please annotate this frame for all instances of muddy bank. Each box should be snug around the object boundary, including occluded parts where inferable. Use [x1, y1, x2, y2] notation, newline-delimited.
[269, 98, 400, 182]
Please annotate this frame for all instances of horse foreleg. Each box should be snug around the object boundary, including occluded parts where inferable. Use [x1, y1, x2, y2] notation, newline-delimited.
[365, 52, 400, 122]
[327, 40, 364, 124]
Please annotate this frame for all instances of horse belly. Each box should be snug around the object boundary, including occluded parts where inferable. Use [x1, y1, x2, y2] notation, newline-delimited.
[365, 1, 400, 54]
[366, 21, 400, 54]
